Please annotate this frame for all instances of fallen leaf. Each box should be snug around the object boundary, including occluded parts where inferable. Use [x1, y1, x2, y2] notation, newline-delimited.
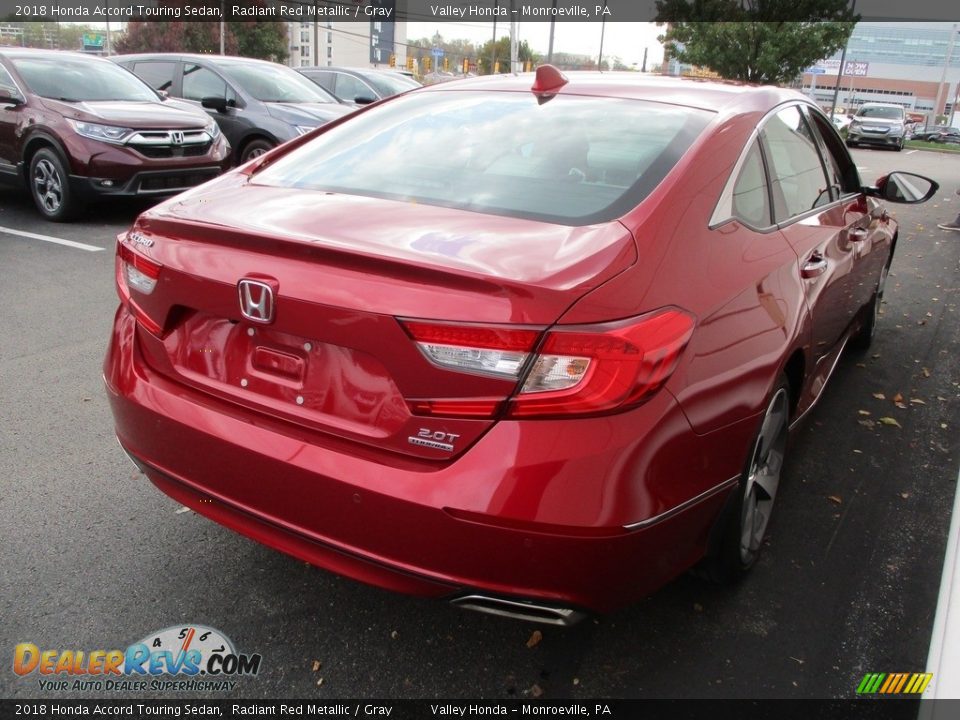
[901, 493, 910, 500]
[872, 393, 886, 400]
[910, 398, 927, 405]
[828, 495, 842, 505]
[391, 630, 399, 640]
[316, 677, 324, 687]
[175, 506, 191, 514]
[572, 678, 580, 686]
[526, 630, 543, 649]
[312, 660, 321, 672]
[922, 368, 931, 378]
[858, 410, 871, 416]
[893, 392, 904, 403]
[942, 423, 949, 430]
[895, 402, 908, 409]
[879, 417, 902, 428]
[858, 420, 876, 429]
[853, 449, 863, 454]
[530, 683, 543, 698]
[790, 656, 806, 665]
[82, 397, 91, 402]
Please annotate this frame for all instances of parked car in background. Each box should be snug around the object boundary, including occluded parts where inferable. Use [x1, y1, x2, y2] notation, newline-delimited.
[845, 102, 907, 150]
[105, 67, 936, 623]
[113, 54, 352, 164]
[297, 66, 420, 105]
[911, 125, 960, 144]
[831, 113, 852, 131]
[0, 48, 229, 221]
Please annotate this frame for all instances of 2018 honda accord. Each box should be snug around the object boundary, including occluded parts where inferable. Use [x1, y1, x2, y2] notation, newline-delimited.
[104, 67, 936, 623]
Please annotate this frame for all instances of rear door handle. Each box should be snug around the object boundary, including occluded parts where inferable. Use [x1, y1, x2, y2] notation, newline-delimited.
[801, 253, 828, 279]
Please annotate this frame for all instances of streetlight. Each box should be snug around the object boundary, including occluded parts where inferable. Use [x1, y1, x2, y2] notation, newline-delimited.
[935, 24, 958, 124]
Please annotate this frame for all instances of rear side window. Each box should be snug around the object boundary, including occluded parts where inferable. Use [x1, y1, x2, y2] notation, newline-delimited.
[731, 140, 770, 228]
[133, 61, 176, 93]
[761, 106, 830, 223]
[253, 91, 712, 225]
[335, 73, 373, 101]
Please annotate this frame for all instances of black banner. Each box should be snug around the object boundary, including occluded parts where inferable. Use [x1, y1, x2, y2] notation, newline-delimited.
[0, 0, 958, 24]
[0, 698, 949, 720]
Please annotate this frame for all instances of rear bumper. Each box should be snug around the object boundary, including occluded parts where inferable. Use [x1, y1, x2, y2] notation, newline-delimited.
[104, 305, 751, 612]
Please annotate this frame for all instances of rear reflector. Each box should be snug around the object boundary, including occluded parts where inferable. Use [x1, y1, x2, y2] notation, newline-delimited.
[401, 309, 695, 419]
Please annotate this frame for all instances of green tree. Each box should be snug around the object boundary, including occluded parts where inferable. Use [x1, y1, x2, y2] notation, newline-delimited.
[476, 37, 537, 75]
[230, 21, 288, 63]
[656, 0, 857, 84]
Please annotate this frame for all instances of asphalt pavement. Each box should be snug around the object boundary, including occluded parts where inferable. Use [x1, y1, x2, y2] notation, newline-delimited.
[1, 147, 959, 701]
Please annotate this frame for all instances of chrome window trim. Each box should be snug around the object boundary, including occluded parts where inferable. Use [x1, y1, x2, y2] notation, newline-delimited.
[709, 100, 856, 233]
[0, 61, 27, 103]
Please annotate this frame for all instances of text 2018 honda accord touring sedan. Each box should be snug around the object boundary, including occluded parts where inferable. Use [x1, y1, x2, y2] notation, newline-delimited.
[104, 67, 936, 624]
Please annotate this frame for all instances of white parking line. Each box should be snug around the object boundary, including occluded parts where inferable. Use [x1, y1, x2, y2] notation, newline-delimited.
[0, 224, 104, 252]
[906, 150, 918, 155]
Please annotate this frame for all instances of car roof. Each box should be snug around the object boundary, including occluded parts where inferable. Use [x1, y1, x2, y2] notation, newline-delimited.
[417, 71, 805, 115]
[112, 53, 282, 67]
[858, 102, 904, 109]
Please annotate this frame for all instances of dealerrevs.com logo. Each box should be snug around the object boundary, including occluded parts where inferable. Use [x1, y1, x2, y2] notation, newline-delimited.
[13, 625, 262, 692]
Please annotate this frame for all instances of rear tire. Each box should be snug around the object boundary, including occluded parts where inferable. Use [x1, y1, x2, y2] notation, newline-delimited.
[698, 376, 790, 584]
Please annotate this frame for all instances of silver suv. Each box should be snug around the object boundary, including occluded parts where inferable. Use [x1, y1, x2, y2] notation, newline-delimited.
[846, 103, 906, 151]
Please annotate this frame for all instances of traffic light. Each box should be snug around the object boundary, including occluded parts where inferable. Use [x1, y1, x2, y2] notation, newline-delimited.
[424, 56, 432, 72]
[462, 58, 469, 74]
[389, 54, 396, 68]
[406, 56, 414, 71]
[443, 57, 449, 72]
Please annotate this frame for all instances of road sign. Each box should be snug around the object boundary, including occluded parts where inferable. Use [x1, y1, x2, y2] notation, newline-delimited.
[432, 47, 444, 60]
[82, 33, 104, 51]
[806, 67, 827, 74]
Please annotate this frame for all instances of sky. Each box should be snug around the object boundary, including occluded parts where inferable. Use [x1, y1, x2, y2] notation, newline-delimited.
[406, 21, 666, 68]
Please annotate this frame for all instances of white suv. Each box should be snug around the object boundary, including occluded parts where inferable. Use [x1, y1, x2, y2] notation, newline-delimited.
[846, 103, 906, 151]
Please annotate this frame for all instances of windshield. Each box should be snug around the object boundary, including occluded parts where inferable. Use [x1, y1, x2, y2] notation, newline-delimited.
[253, 91, 711, 225]
[363, 72, 420, 97]
[218, 62, 338, 104]
[11, 57, 157, 102]
[858, 106, 904, 120]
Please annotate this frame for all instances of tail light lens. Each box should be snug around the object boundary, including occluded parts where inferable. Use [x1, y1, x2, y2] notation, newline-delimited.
[401, 308, 694, 419]
[403, 321, 539, 380]
[508, 309, 695, 418]
[118, 241, 162, 295]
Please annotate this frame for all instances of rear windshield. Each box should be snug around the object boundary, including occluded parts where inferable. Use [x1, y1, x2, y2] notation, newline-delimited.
[857, 106, 904, 120]
[252, 90, 712, 225]
[12, 56, 157, 102]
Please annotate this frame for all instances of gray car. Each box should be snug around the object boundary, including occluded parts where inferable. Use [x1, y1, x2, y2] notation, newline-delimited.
[297, 66, 420, 105]
[845, 102, 906, 151]
[113, 54, 353, 164]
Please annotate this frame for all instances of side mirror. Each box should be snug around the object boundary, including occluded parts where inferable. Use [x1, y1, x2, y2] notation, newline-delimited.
[201, 96, 228, 114]
[353, 95, 376, 105]
[866, 172, 939, 204]
[0, 88, 24, 106]
[156, 89, 169, 100]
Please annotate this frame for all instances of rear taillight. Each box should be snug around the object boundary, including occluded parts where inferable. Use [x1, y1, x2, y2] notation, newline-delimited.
[118, 241, 162, 295]
[403, 321, 539, 380]
[508, 309, 695, 418]
[401, 308, 695, 419]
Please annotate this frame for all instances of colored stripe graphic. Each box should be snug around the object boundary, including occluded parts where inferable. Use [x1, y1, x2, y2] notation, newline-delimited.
[856, 672, 932, 694]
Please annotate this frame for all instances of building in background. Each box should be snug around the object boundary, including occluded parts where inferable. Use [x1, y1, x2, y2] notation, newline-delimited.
[802, 22, 960, 125]
[287, 0, 406, 70]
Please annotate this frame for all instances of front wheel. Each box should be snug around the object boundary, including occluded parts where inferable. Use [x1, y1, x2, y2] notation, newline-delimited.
[29, 148, 77, 222]
[698, 377, 790, 583]
[850, 262, 890, 350]
[239, 138, 274, 164]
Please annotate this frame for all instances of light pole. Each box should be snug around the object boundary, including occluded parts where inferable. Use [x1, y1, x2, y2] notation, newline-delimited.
[935, 24, 958, 123]
[828, 0, 857, 120]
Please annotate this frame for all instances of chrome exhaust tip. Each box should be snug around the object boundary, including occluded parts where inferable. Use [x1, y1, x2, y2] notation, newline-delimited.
[451, 594, 587, 626]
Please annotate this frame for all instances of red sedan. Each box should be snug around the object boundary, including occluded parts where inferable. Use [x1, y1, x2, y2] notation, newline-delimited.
[104, 67, 936, 624]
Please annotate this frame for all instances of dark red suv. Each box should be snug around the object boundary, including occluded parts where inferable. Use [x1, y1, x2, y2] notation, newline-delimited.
[0, 48, 230, 221]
